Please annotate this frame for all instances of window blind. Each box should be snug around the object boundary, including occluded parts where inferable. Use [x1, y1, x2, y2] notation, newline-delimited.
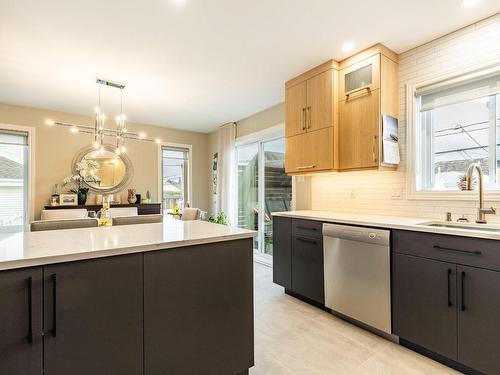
[0, 129, 28, 146]
[417, 69, 500, 112]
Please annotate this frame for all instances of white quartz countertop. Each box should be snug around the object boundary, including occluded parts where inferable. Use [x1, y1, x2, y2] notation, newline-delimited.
[0, 218, 256, 271]
[273, 210, 500, 241]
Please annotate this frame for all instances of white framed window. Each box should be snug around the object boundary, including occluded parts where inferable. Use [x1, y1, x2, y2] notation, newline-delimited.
[158, 143, 192, 213]
[407, 64, 500, 200]
[0, 124, 35, 231]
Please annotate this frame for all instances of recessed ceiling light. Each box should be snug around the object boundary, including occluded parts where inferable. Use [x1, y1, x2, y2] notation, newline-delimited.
[342, 43, 354, 53]
[462, 0, 481, 7]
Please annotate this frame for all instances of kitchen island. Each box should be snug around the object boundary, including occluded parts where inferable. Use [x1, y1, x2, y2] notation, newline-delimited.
[0, 218, 256, 375]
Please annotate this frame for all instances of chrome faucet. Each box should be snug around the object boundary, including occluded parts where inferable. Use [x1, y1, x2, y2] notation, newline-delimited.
[466, 162, 496, 224]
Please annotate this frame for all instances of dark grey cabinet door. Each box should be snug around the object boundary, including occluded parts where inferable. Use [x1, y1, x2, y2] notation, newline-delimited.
[0, 267, 42, 375]
[273, 216, 292, 289]
[291, 235, 324, 304]
[43, 254, 143, 375]
[144, 239, 254, 375]
[458, 265, 500, 375]
[392, 254, 457, 360]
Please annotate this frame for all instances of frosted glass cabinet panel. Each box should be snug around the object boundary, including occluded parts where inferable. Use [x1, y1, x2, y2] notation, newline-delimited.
[345, 64, 372, 93]
[339, 54, 380, 98]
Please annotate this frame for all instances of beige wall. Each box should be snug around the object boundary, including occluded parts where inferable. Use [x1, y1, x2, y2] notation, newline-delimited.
[310, 14, 500, 222]
[0, 103, 209, 220]
[236, 103, 284, 138]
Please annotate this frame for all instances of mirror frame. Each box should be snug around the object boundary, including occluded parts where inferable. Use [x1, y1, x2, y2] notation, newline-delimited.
[72, 144, 134, 194]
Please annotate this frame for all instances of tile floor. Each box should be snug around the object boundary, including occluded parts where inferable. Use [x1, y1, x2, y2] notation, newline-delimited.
[251, 262, 460, 375]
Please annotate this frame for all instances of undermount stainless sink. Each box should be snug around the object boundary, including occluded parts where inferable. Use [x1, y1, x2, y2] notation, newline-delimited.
[418, 221, 500, 233]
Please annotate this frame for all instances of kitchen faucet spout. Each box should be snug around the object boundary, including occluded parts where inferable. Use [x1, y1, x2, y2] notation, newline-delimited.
[466, 162, 496, 224]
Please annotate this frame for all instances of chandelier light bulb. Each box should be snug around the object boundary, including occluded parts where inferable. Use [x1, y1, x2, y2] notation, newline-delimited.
[45, 119, 55, 126]
[115, 148, 121, 155]
[121, 145, 126, 153]
[70, 127, 79, 133]
[155, 138, 162, 144]
[139, 132, 146, 138]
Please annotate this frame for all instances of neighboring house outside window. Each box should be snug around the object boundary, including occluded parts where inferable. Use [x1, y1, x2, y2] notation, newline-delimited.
[412, 68, 500, 194]
[0, 129, 29, 231]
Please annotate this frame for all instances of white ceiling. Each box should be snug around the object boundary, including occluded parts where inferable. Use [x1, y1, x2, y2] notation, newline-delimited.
[0, 1, 499, 133]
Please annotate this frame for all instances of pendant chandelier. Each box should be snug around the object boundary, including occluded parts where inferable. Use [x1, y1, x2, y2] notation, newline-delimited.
[46, 78, 162, 153]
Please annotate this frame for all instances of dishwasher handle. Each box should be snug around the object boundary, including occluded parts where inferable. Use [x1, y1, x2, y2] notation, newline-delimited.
[322, 223, 390, 246]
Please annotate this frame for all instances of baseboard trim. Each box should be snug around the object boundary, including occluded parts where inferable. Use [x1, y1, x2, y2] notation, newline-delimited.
[399, 338, 484, 375]
[284, 289, 330, 312]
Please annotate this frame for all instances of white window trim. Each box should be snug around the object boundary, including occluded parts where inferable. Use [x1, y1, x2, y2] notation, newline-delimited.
[0, 123, 36, 223]
[235, 123, 285, 146]
[157, 142, 193, 207]
[406, 61, 500, 201]
[234, 123, 287, 257]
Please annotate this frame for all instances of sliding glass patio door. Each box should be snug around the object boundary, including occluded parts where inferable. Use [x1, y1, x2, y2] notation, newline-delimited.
[235, 136, 291, 259]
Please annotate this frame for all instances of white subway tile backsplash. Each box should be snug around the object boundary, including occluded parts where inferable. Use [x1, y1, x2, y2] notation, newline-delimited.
[310, 14, 500, 221]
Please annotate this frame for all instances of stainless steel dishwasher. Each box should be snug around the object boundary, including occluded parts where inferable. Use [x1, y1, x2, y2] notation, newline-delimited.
[323, 223, 391, 334]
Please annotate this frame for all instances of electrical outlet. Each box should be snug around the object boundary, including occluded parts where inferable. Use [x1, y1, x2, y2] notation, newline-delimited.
[390, 189, 403, 200]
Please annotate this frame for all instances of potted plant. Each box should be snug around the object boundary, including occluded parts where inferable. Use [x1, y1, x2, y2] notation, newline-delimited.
[208, 212, 229, 225]
[63, 160, 100, 205]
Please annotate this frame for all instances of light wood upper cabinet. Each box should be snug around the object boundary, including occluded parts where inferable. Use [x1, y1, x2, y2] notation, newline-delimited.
[285, 81, 307, 137]
[284, 60, 338, 175]
[285, 127, 334, 174]
[284, 44, 398, 175]
[339, 89, 380, 170]
[338, 45, 398, 171]
[306, 70, 335, 132]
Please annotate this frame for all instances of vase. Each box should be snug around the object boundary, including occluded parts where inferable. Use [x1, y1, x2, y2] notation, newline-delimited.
[77, 192, 87, 205]
[128, 189, 137, 204]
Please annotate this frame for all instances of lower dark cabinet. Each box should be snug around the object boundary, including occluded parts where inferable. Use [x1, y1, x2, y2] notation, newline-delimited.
[144, 239, 254, 375]
[291, 235, 324, 304]
[458, 265, 500, 375]
[393, 230, 500, 375]
[273, 216, 292, 289]
[0, 267, 43, 375]
[273, 217, 325, 305]
[392, 254, 457, 360]
[43, 254, 144, 375]
[1, 240, 254, 375]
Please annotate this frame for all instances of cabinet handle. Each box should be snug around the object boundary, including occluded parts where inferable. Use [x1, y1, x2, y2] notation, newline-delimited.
[461, 271, 466, 312]
[27, 277, 33, 343]
[345, 86, 371, 98]
[297, 225, 317, 231]
[296, 237, 317, 244]
[447, 269, 452, 307]
[52, 273, 57, 337]
[302, 108, 306, 130]
[307, 106, 311, 129]
[372, 135, 378, 162]
[433, 245, 482, 256]
[296, 165, 315, 170]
